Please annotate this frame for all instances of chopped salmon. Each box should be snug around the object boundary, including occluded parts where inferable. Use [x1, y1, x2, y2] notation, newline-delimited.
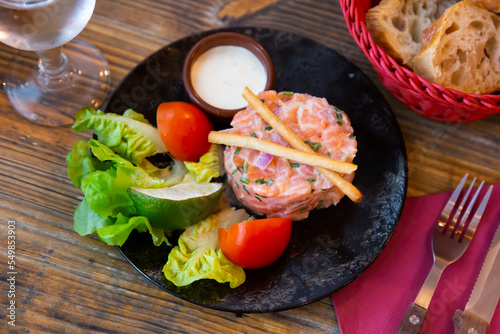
[222, 91, 357, 220]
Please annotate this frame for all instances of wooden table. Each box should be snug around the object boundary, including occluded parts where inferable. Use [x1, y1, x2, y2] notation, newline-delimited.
[1, 0, 499, 333]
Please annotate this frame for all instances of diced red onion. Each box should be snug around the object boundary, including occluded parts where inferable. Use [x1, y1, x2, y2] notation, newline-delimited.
[254, 152, 274, 169]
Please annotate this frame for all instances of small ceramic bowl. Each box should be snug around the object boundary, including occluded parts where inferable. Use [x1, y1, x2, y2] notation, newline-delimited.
[182, 32, 275, 123]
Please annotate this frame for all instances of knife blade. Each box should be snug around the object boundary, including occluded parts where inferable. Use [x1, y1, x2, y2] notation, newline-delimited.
[453, 191, 499, 333]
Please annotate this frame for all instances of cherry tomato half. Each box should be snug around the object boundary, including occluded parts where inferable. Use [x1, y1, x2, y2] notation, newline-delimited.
[218, 218, 292, 269]
[157, 102, 213, 162]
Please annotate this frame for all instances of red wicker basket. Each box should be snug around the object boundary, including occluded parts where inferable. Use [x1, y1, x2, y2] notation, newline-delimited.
[340, 0, 500, 122]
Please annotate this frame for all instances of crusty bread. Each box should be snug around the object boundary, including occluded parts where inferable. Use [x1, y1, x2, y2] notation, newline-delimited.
[412, 1, 500, 94]
[470, 0, 500, 12]
[366, 0, 459, 68]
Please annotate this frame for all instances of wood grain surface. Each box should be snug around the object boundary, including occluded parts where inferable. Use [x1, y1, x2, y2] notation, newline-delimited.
[0, 0, 499, 333]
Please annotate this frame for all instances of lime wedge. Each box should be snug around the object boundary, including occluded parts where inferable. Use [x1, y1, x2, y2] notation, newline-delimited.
[129, 182, 223, 230]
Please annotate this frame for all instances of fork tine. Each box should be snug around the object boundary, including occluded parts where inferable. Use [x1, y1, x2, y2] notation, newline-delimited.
[448, 177, 476, 236]
[455, 180, 483, 237]
[463, 185, 493, 240]
[437, 174, 468, 234]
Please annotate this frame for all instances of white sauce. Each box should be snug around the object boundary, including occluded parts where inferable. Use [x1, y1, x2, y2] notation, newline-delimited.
[190, 45, 267, 110]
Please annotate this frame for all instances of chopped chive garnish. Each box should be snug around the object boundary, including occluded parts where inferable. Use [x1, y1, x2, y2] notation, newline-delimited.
[255, 193, 267, 198]
[235, 182, 240, 189]
[242, 185, 250, 195]
[283, 91, 294, 95]
[231, 169, 238, 175]
[290, 162, 300, 168]
[310, 142, 322, 152]
[251, 133, 257, 138]
[244, 162, 249, 173]
[264, 126, 273, 131]
[328, 152, 331, 157]
[260, 99, 265, 103]
[255, 196, 264, 202]
[299, 207, 308, 212]
[267, 179, 274, 186]
[255, 178, 266, 184]
[240, 177, 250, 184]
[336, 120, 343, 126]
[336, 112, 343, 120]
[350, 135, 356, 139]
[304, 140, 311, 144]
[306, 178, 316, 182]
[235, 147, 241, 154]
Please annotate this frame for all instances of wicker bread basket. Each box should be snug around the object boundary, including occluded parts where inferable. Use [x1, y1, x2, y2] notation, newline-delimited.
[340, 0, 500, 122]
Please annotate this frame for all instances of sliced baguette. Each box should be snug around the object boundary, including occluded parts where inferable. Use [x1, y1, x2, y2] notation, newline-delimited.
[412, 1, 500, 94]
[366, 0, 459, 68]
[470, 0, 500, 12]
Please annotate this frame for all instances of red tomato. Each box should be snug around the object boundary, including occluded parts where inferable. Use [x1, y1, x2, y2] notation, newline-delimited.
[218, 218, 292, 269]
[157, 102, 213, 162]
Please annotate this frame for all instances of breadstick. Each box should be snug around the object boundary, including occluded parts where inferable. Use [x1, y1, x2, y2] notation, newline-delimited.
[208, 131, 357, 174]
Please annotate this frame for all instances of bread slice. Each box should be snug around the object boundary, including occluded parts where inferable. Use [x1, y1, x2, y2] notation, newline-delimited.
[412, 1, 500, 94]
[366, 0, 459, 68]
[470, 0, 500, 12]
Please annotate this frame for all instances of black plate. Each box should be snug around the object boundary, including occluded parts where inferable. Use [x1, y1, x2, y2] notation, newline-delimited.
[104, 27, 408, 313]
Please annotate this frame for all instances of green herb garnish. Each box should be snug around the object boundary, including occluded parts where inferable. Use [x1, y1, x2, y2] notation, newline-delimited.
[240, 177, 250, 184]
[244, 162, 248, 173]
[336, 121, 343, 126]
[255, 178, 266, 184]
[242, 185, 250, 195]
[310, 142, 322, 152]
[306, 178, 316, 182]
[235, 147, 241, 154]
[290, 163, 300, 168]
[283, 91, 294, 95]
[264, 126, 273, 131]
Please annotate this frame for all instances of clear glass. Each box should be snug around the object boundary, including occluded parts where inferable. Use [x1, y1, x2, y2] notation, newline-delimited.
[0, 0, 110, 126]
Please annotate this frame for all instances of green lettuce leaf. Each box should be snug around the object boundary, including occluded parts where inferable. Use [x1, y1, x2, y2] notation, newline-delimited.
[73, 199, 115, 236]
[72, 106, 167, 165]
[183, 144, 224, 183]
[73, 199, 169, 247]
[163, 208, 249, 288]
[96, 214, 169, 247]
[78, 139, 165, 217]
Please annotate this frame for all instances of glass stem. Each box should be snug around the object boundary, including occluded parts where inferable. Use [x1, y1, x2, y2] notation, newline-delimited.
[34, 47, 74, 91]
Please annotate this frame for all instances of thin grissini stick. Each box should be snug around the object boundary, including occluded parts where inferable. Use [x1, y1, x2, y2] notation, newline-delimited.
[208, 131, 357, 174]
[242, 87, 363, 203]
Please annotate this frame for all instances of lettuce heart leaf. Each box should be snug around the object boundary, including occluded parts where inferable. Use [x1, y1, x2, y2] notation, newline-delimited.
[163, 208, 250, 288]
[72, 106, 167, 165]
[183, 144, 224, 183]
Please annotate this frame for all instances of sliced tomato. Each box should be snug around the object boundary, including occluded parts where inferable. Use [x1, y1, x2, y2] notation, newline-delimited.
[157, 102, 213, 162]
[218, 218, 292, 269]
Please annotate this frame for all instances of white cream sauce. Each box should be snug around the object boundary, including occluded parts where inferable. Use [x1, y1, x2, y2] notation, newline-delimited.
[190, 45, 267, 110]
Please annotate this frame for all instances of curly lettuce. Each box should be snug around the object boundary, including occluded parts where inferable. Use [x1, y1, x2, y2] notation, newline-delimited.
[72, 107, 167, 165]
[183, 144, 224, 183]
[163, 208, 250, 288]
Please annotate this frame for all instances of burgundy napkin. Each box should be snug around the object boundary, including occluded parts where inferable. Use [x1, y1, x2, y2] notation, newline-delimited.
[332, 183, 500, 334]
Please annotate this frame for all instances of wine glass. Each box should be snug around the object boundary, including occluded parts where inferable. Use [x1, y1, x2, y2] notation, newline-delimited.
[0, 0, 110, 126]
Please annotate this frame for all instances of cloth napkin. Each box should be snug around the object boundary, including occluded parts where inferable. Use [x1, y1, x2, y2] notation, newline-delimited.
[332, 183, 500, 334]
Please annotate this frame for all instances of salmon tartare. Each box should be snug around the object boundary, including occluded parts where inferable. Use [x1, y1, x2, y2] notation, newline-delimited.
[223, 91, 357, 220]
